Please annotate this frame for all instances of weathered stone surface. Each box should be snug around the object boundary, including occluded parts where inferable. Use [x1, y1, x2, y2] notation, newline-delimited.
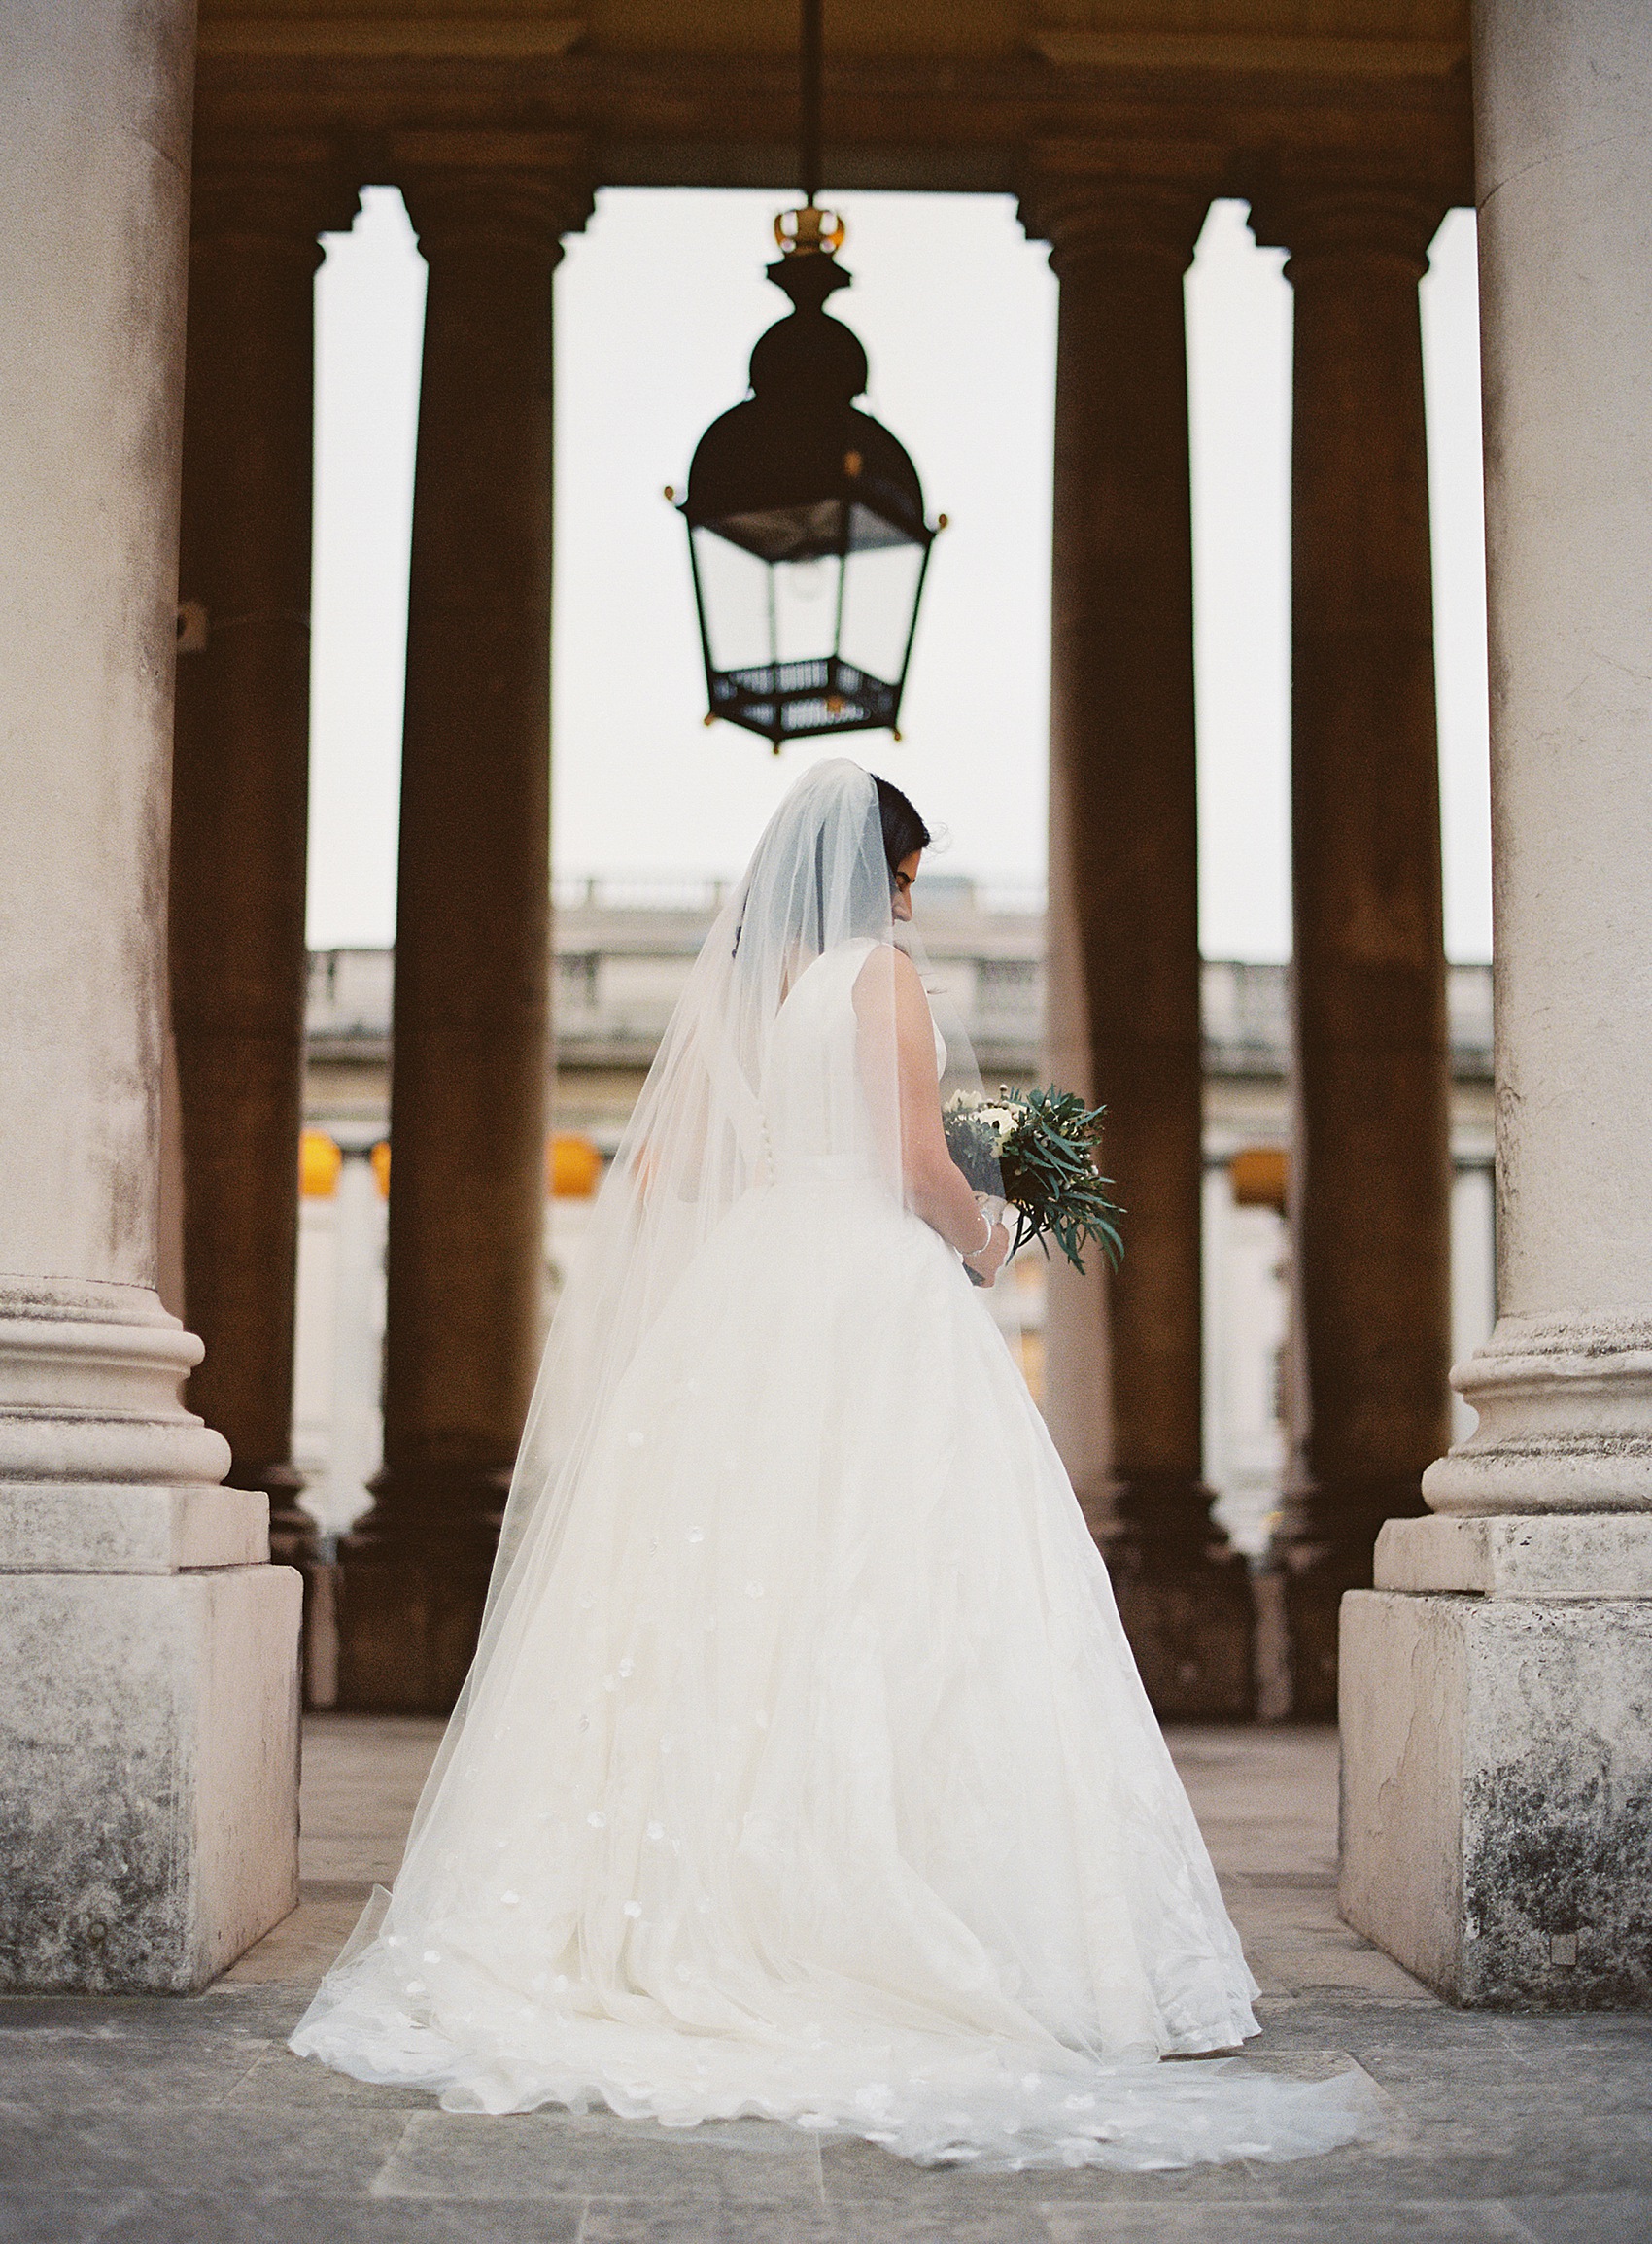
[0, 1484, 268, 1572]
[1375, 1512, 1652, 1599]
[0, 1569, 302, 1992]
[1340, 1590, 1652, 2007]
[378, 2108, 824, 2207]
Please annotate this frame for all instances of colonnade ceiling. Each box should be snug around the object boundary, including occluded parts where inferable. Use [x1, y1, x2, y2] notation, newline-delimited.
[195, 0, 1473, 201]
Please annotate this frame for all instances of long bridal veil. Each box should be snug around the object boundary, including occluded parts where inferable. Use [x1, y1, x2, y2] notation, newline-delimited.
[293, 758, 1383, 2171]
[392, 758, 957, 1882]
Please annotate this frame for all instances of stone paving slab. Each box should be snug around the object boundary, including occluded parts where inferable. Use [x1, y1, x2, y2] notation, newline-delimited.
[0, 1720, 1648, 2243]
[378, 2110, 826, 2209]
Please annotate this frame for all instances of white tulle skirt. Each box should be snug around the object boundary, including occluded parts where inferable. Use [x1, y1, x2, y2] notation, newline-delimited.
[292, 1172, 1379, 2168]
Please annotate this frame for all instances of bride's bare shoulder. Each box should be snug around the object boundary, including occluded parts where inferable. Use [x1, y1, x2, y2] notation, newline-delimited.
[851, 942, 926, 1020]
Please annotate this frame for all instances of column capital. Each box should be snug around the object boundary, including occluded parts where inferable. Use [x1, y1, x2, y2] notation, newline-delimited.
[1019, 145, 1218, 278]
[391, 132, 597, 263]
[1248, 180, 1452, 278]
[189, 138, 361, 255]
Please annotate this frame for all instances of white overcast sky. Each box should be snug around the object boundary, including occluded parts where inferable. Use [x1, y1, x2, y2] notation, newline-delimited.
[308, 188, 1491, 962]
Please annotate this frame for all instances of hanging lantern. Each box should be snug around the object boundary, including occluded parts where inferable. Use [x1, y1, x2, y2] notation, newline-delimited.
[674, 4, 941, 751]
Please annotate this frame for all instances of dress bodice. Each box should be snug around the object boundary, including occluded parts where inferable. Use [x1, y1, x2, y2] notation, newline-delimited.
[759, 940, 944, 1179]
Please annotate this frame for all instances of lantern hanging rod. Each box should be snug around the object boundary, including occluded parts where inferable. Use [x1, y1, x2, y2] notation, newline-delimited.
[800, 0, 823, 207]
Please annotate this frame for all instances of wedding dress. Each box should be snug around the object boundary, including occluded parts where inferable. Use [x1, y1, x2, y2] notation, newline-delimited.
[293, 760, 1378, 2169]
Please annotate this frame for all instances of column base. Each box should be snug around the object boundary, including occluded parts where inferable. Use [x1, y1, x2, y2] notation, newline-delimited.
[1264, 1550, 1353, 1722]
[1340, 1585, 1652, 2007]
[246, 1458, 335, 1714]
[334, 1546, 493, 1713]
[1265, 1475, 1428, 1718]
[0, 1278, 230, 1485]
[335, 1462, 509, 1713]
[257, 1459, 317, 1568]
[0, 1564, 300, 1991]
[0, 1481, 267, 1571]
[1102, 1525, 1256, 1717]
[1424, 1311, 1652, 1513]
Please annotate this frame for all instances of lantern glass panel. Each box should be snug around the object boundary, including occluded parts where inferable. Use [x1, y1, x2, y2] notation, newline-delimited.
[689, 526, 774, 675]
[837, 535, 927, 689]
[692, 525, 857, 676]
[774, 552, 845, 665]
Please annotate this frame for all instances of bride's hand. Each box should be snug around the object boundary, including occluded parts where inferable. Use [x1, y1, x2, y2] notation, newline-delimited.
[963, 1219, 1010, 1287]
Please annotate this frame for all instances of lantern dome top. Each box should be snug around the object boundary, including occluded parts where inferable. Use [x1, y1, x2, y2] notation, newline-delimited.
[747, 292, 867, 406]
[683, 211, 929, 553]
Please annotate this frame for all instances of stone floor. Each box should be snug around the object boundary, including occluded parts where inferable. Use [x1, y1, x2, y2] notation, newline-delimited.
[2, 1718, 1649, 2242]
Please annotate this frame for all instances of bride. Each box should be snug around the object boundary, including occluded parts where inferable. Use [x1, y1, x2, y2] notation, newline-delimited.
[293, 759, 1376, 2169]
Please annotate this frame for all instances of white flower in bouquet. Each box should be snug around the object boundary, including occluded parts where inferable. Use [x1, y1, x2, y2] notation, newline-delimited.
[975, 1102, 1023, 1145]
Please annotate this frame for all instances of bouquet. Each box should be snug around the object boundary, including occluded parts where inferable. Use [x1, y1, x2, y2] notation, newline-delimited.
[943, 1085, 1123, 1278]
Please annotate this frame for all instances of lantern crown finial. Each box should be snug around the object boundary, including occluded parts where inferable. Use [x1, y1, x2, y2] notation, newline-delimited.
[774, 203, 846, 258]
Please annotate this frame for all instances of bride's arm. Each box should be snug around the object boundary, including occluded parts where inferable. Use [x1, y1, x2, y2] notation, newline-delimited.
[854, 947, 1010, 1278]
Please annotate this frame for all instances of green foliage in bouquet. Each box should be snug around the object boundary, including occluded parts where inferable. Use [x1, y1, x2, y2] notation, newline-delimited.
[943, 1087, 1124, 1277]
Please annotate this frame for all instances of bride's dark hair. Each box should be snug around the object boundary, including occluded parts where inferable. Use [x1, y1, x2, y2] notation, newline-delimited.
[734, 769, 931, 958]
[872, 775, 930, 878]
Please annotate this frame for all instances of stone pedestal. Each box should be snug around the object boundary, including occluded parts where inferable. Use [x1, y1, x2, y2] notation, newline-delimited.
[336, 145, 592, 1713]
[0, 1563, 300, 1992]
[1342, 1578, 1652, 2008]
[1023, 160, 1252, 1718]
[0, 0, 300, 1989]
[1250, 181, 1454, 1718]
[1339, 0, 1652, 2008]
[172, 149, 359, 1589]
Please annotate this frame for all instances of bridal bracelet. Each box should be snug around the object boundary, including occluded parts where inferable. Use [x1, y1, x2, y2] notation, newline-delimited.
[970, 1206, 994, 1256]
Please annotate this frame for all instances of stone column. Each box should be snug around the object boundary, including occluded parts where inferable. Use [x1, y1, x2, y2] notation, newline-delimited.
[1250, 182, 1454, 1719]
[171, 151, 358, 1580]
[0, 0, 298, 1990]
[1341, 0, 1652, 2007]
[1022, 161, 1254, 1719]
[337, 145, 592, 1713]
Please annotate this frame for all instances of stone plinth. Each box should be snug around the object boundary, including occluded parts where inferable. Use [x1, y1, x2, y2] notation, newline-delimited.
[0, 1484, 269, 1572]
[1376, 1512, 1652, 1602]
[0, 1566, 300, 1992]
[1340, 1589, 1652, 2007]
